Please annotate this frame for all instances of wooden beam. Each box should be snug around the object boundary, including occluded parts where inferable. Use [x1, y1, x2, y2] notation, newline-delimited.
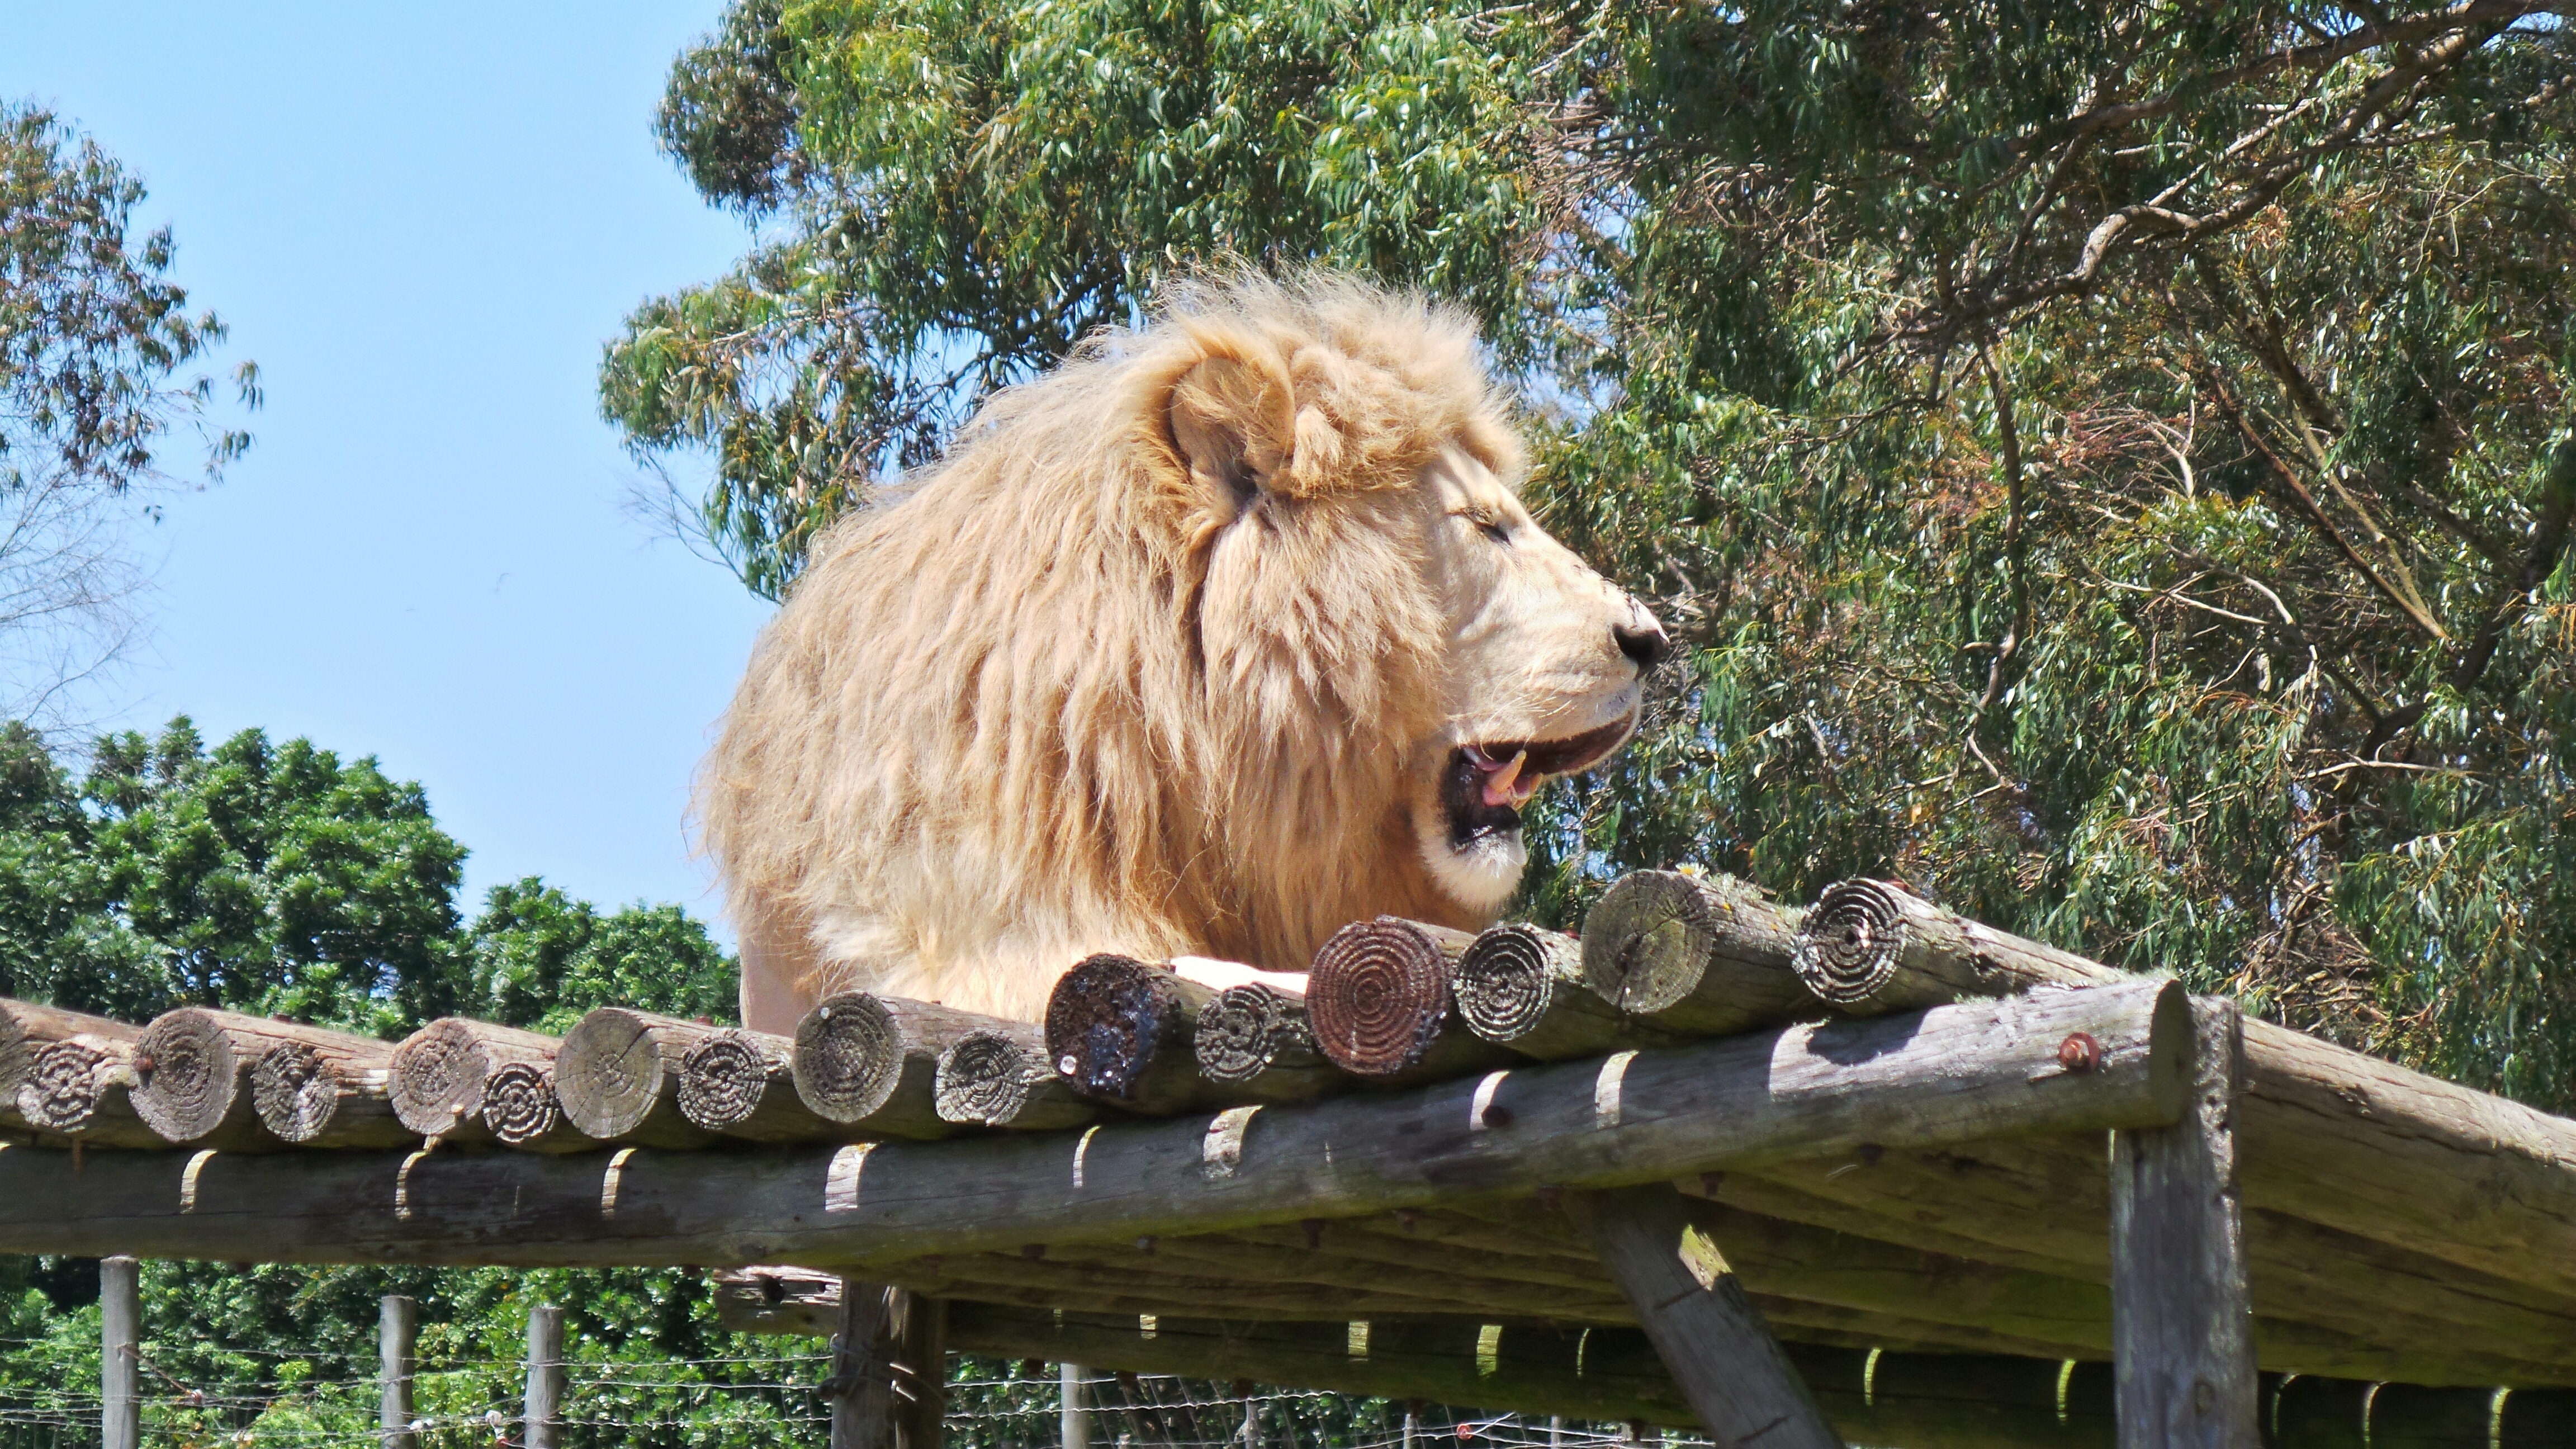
[2109, 998, 2257, 1449]
[1453, 925, 1680, 1061]
[3, 999, 139, 1135]
[888, 1291, 945, 1449]
[1577, 873, 1818, 1035]
[1568, 1182, 1839, 1449]
[1791, 879, 2124, 1012]
[1308, 918, 1513, 1085]
[934, 1027, 1098, 1131]
[0, 979, 2188, 1268]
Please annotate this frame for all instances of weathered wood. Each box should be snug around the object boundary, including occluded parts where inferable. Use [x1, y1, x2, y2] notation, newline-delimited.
[1792, 878, 2125, 1011]
[253, 1032, 412, 1149]
[2109, 997, 2257, 1449]
[1578, 872, 1821, 1035]
[1308, 917, 1513, 1084]
[933, 1026, 1099, 1131]
[524, 1303, 564, 1449]
[681, 1027, 849, 1143]
[102, 1255, 139, 1449]
[1567, 1181, 1840, 1449]
[15, 1035, 163, 1148]
[795, 993, 994, 1139]
[2365, 1384, 2576, 1448]
[887, 1290, 945, 1449]
[381, 1294, 418, 1449]
[1035, 1234, 1632, 1319]
[1455, 924, 1679, 1060]
[0, 980, 2191, 1271]
[390, 1019, 560, 1145]
[1046, 956, 1227, 1114]
[479, 1061, 598, 1153]
[2237, 1017, 2576, 1305]
[132, 1007, 406, 1150]
[888, 1247, 1598, 1322]
[2, 998, 138, 1133]
[1060, 1361, 1088, 1449]
[830, 1278, 896, 1449]
[1194, 983, 1351, 1102]
[556, 1007, 725, 1147]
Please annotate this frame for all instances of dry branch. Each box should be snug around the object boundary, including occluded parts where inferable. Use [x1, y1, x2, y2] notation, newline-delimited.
[1579, 872, 1821, 1035]
[1791, 878, 2125, 1011]
[1192, 983, 1350, 1103]
[1045, 956, 1225, 1114]
[1455, 924, 1680, 1059]
[933, 1026, 1097, 1131]
[556, 1008, 724, 1148]
[1308, 917, 1513, 1084]
[13, 1035, 161, 1148]
[390, 1019, 560, 1145]
[794, 993, 995, 1140]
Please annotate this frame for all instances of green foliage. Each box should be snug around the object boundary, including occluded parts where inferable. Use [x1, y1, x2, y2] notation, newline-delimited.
[463, 879, 740, 1033]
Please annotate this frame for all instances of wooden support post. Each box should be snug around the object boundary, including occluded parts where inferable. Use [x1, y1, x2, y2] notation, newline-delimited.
[380, 1294, 418, 1449]
[1060, 1363, 1089, 1449]
[101, 1256, 139, 1449]
[1568, 1183, 1839, 1449]
[889, 1291, 946, 1449]
[524, 1303, 564, 1449]
[829, 1278, 894, 1449]
[2110, 997, 2257, 1449]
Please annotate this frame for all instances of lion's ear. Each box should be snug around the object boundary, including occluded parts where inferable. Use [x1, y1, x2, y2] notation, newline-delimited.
[1169, 357, 1291, 514]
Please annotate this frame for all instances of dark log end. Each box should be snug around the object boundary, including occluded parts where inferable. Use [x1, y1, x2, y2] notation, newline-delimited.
[1792, 879, 1911, 1006]
[390, 1020, 486, 1137]
[1455, 924, 1579, 1044]
[933, 1029, 1035, 1126]
[1045, 954, 1184, 1104]
[792, 993, 906, 1123]
[557, 1008, 674, 1139]
[249, 1042, 344, 1143]
[131, 1008, 242, 1144]
[17, 1036, 120, 1133]
[1194, 984, 1303, 1086]
[1308, 918, 1453, 1079]
[679, 1029, 784, 1131]
[481, 1060, 567, 1146]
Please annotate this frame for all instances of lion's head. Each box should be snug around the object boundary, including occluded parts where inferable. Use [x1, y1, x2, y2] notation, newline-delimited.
[705, 274, 1664, 1029]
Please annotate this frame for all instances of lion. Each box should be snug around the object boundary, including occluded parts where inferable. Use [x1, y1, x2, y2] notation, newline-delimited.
[702, 274, 1668, 1031]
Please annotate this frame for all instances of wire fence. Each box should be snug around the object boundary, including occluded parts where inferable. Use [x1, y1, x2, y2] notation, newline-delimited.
[0, 1341, 1679, 1449]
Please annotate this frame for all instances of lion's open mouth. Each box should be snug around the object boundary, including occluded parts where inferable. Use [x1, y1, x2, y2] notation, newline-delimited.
[1440, 716, 1636, 846]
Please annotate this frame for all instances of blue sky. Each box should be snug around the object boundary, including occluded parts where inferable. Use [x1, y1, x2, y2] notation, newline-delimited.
[3, 4, 773, 931]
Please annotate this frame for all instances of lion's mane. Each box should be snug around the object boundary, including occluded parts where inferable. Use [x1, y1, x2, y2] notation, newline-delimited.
[701, 274, 1526, 1021]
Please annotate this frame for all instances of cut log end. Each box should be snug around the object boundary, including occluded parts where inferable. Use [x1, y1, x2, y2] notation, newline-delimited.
[934, 1029, 1036, 1126]
[1306, 918, 1456, 1079]
[389, 1020, 485, 1137]
[250, 1042, 349, 1143]
[17, 1036, 127, 1134]
[1454, 924, 1576, 1043]
[679, 1029, 787, 1131]
[131, 1008, 244, 1144]
[482, 1061, 569, 1147]
[1581, 871, 1739, 1015]
[793, 993, 907, 1123]
[1194, 984, 1305, 1087]
[557, 1007, 700, 1140]
[1790, 879, 1911, 1006]
[1044, 954, 1196, 1106]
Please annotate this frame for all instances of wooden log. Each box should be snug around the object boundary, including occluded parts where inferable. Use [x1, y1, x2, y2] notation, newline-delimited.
[1045, 956, 1226, 1114]
[252, 1033, 413, 1149]
[14, 1035, 163, 1148]
[2109, 997, 2257, 1449]
[1568, 1181, 1840, 1449]
[933, 1026, 1098, 1131]
[1037, 1235, 1632, 1320]
[1578, 872, 1822, 1035]
[380, 1294, 418, 1449]
[0, 980, 2193, 1275]
[555, 1007, 723, 1148]
[1792, 877, 2124, 1011]
[2, 998, 139, 1133]
[132, 1007, 409, 1150]
[679, 1027, 850, 1143]
[1192, 983, 1351, 1103]
[479, 1061, 598, 1153]
[389, 1019, 560, 1145]
[102, 1255, 139, 1449]
[888, 1249, 1551, 1322]
[794, 993, 992, 1139]
[1307, 917, 1514, 1085]
[886, 1291, 945, 1449]
[829, 1277, 895, 1449]
[1454, 924, 1680, 1059]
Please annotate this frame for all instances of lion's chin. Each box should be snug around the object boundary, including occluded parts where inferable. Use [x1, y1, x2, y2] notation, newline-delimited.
[1421, 824, 1530, 916]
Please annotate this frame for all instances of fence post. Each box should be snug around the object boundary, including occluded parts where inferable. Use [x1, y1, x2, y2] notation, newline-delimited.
[828, 1278, 894, 1449]
[380, 1294, 418, 1449]
[100, 1256, 139, 1449]
[524, 1304, 564, 1449]
[1059, 1363, 1088, 1449]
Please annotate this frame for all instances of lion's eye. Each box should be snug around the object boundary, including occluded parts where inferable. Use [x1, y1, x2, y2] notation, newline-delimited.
[1464, 512, 1511, 545]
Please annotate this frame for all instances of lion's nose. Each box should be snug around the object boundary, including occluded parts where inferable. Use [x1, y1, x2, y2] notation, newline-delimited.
[1613, 617, 1671, 673]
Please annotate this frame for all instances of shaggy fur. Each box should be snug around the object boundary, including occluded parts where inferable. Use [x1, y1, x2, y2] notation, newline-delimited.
[704, 274, 1658, 1028]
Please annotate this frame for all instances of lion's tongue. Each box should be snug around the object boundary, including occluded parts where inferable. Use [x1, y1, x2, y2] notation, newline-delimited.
[1479, 749, 1537, 809]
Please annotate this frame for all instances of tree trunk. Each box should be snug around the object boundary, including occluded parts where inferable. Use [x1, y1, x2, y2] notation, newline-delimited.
[479, 1061, 599, 1152]
[132, 1007, 406, 1150]
[14, 1035, 163, 1148]
[679, 1026, 853, 1142]
[252, 1033, 411, 1149]
[2, 998, 139, 1134]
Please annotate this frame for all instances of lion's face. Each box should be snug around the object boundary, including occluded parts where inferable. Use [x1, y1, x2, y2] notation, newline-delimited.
[1407, 446, 1665, 911]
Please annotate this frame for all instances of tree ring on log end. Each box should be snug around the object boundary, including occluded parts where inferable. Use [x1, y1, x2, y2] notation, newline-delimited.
[1792, 879, 1910, 1005]
[1308, 918, 1451, 1078]
[793, 992, 907, 1123]
[680, 1029, 778, 1130]
[1195, 985, 1298, 1086]
[934, 1030, 1034, 1126]
[558, 1008, 681, 1138]
[1455, 924, 1566, 1042]
[131, 1008, 243, 1143]
[250, 1043, 344, 1143]
[18, 1038, 116, 1133]
[1044, 954, 1183, 1105]
[482, 1061, 565, 1145]
[390, 1020, 482, 1136]
[1580, 872, 1732, 1015]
